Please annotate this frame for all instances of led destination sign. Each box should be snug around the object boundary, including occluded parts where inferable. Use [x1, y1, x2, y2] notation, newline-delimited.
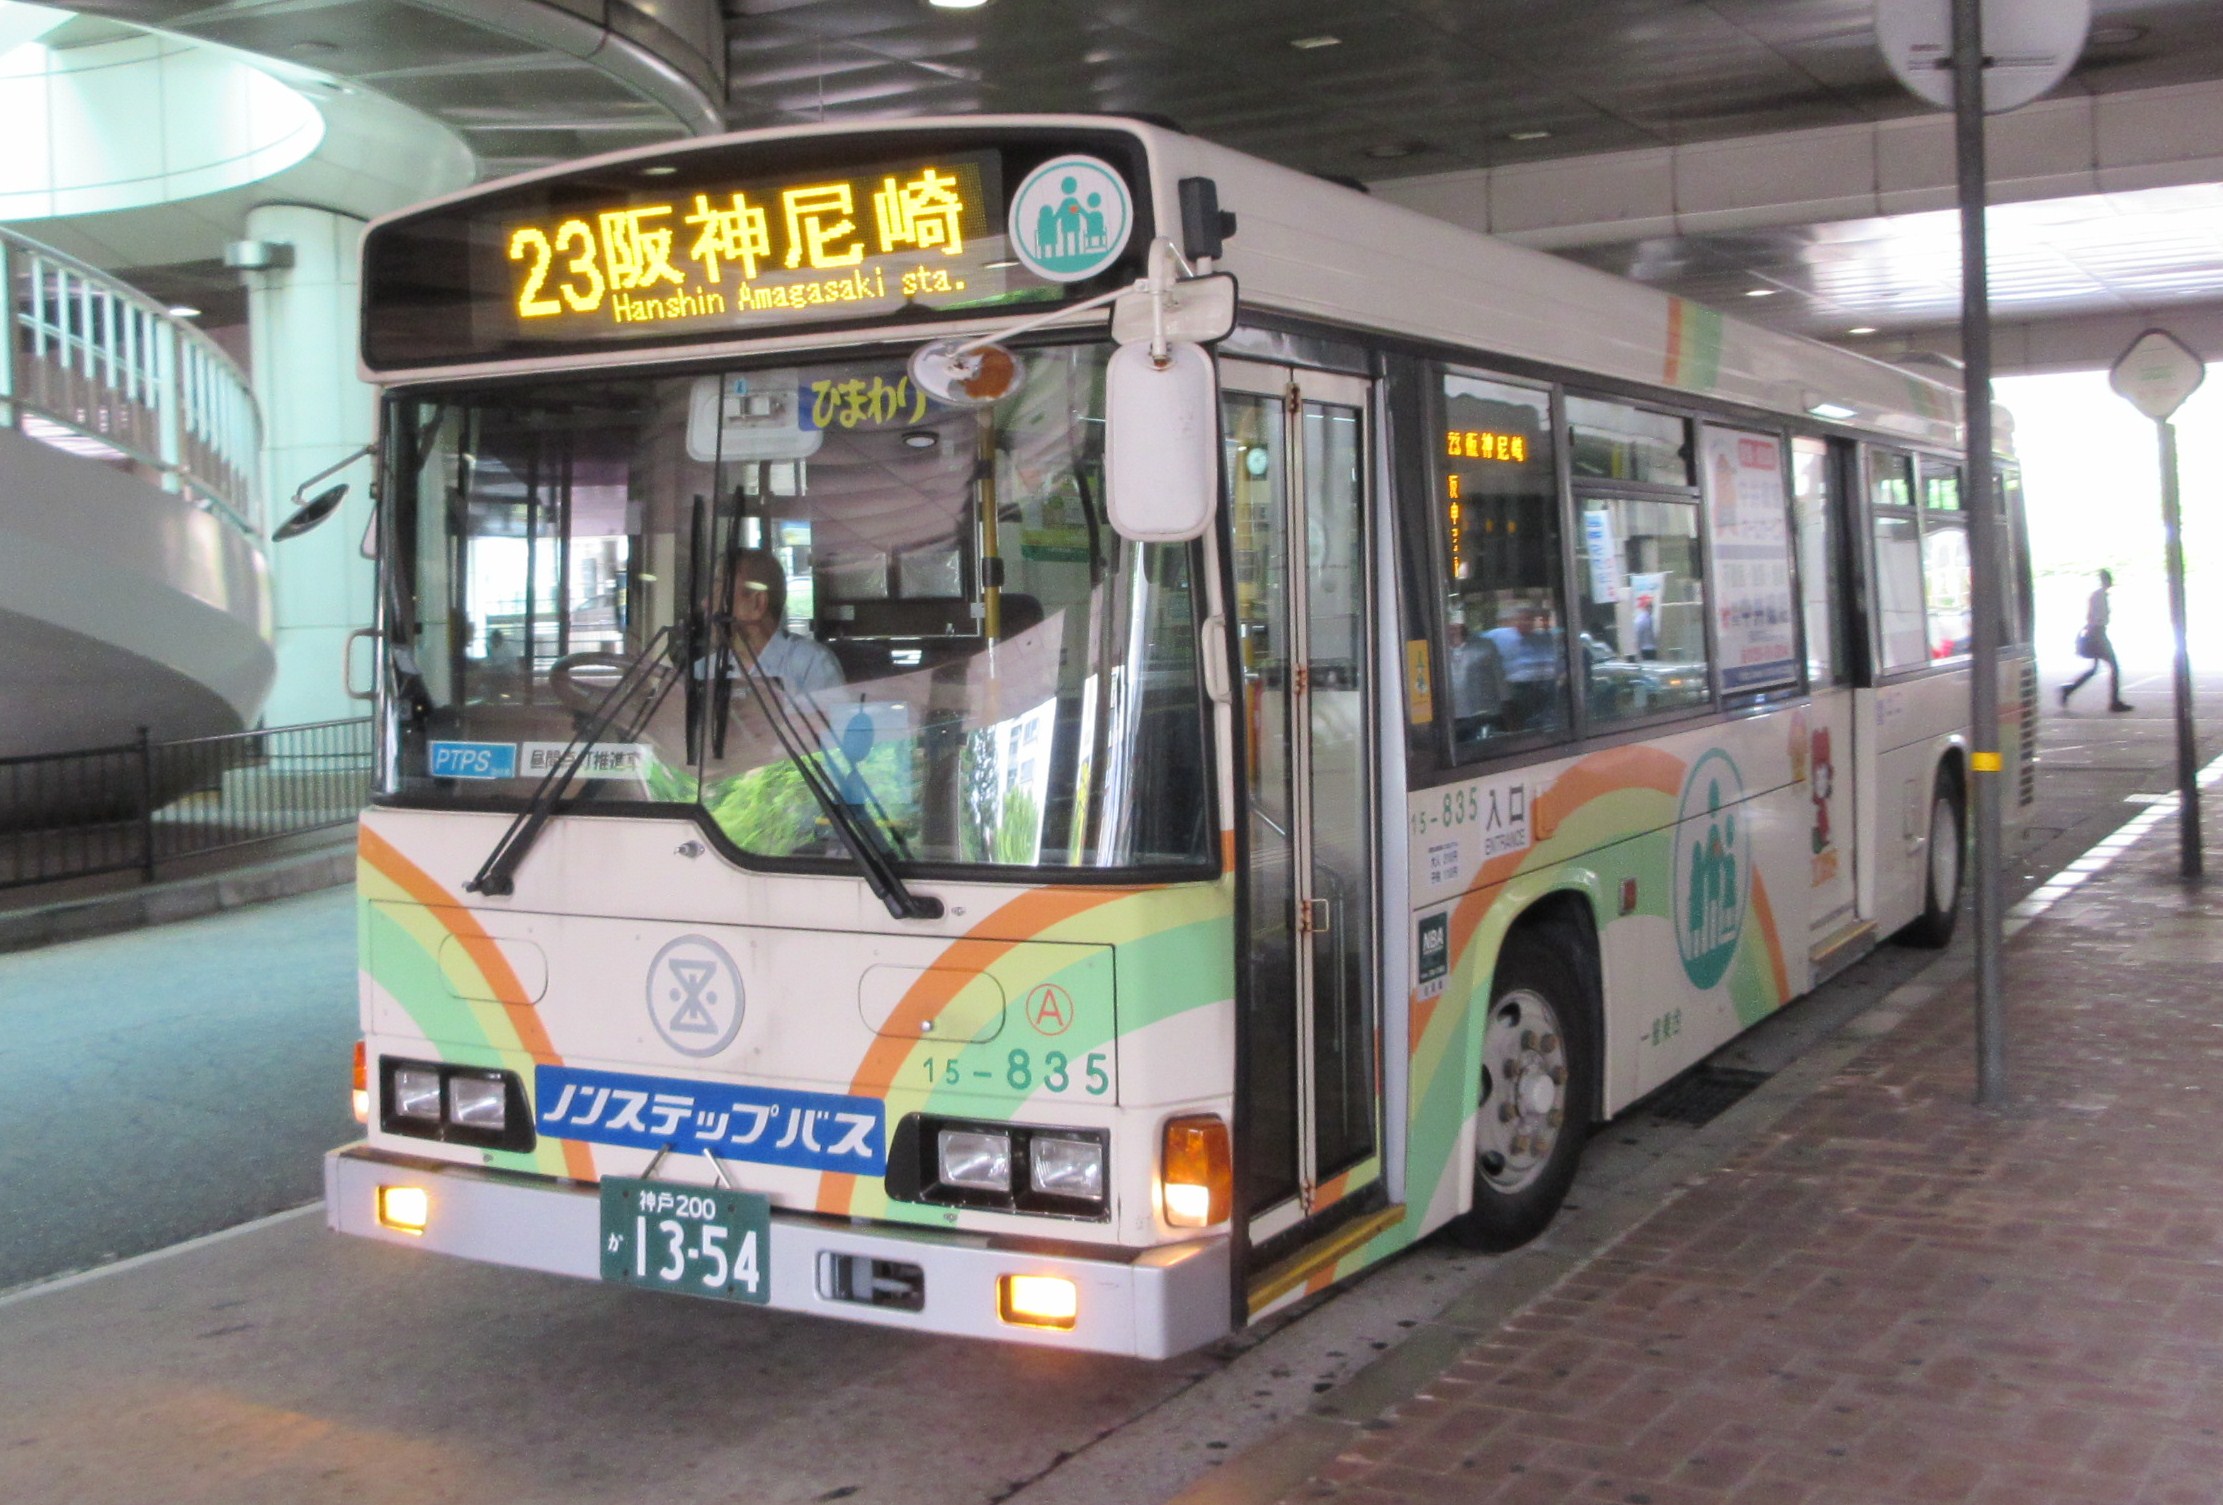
[360, 130, 1157, 373]
[502, 156, 997, 337]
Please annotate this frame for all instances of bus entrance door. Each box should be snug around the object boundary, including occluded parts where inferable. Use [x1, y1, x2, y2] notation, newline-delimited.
[1221, 361, 1390, 1295]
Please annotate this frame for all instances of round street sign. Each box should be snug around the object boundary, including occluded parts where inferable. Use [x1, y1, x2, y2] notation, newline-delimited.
[2110, 329, 2208, 422]
[1875, 0, 2089, 114]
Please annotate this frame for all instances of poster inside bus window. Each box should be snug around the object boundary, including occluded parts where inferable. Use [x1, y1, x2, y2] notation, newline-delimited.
[1704, 427, 1798, 692]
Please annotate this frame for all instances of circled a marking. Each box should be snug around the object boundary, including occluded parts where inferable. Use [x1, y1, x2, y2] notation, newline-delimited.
[1024, 983, 1076, 1036]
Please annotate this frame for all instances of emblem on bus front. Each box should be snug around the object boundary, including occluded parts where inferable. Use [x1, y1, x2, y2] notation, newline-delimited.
[647, 936, 745, 1057]
[1008, 154, 1133, 283]
[1672, 750, 1751, 990]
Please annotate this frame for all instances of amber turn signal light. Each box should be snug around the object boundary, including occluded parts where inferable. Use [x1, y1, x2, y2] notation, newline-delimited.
[1161, 1114, 1232, 1228]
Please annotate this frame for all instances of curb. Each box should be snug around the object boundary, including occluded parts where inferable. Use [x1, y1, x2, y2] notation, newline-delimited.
[0, 841, 356, 955]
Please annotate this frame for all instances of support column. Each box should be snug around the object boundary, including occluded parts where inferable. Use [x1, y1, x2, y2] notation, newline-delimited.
[240, 203, 376, 727]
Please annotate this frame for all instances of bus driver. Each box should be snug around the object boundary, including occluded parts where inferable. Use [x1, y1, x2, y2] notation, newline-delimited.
[712, 547, 843, 697]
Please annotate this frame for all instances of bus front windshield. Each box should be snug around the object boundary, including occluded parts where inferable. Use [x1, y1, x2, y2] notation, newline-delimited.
[386, 341, 1213, 875]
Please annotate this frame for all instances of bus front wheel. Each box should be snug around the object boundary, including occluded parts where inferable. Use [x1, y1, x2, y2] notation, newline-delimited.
[1451, 930, 1598, 1252]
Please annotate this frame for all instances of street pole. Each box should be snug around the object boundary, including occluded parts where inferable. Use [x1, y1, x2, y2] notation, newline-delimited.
[1954, 0, 2007, 1107]
[2158, 418, 2203, 878]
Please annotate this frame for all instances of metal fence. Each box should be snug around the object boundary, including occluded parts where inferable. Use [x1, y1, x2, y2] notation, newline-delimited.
[2, 228, 262, 537]
[0, 719, 372, 892]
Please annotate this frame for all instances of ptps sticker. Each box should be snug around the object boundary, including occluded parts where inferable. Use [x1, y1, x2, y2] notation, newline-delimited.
[1024, 983, 1076, 1036]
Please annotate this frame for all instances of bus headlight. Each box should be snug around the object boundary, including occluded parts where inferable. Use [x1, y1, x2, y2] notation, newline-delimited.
[937, 1129, 1012, 1193]
[392, 1066, 444, 1122]
[1028, 1136, 1105, 1200]
[446, 1073, 509, 1131]
[897, 1117, 1109, 1217]
[376, 1056, 536, 1152]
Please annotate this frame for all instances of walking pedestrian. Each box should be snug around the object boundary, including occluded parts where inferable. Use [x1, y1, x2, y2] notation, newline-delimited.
[2061, 568, 2131, 712]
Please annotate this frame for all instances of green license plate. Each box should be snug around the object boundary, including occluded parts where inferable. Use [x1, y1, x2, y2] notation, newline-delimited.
[599, 1177, 770, 1304]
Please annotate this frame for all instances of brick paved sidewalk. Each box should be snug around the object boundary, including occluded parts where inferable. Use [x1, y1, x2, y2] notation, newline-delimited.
[1275, 828, 2223, 1505]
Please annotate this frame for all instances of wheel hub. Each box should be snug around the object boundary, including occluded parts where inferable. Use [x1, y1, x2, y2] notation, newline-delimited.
[1478, 989, 1569, 1193]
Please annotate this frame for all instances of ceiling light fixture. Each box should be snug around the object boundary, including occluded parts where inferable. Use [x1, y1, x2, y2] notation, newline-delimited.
[1289, 35, 1342, 50]
[1505, 128, 1552, 142]
[925, 0, 992, 9]
[166, 305, 202, 319]
[643, 164, 678, 176]
[1808, 402, 1858, 420]
[1848, 326, 1877, 335]
[1745, 288, 1778, 298]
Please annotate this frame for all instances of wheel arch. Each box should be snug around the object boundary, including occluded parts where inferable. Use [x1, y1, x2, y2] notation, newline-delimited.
[1491, 887, 1606, 1128]
[1935, 738, 1968, 808]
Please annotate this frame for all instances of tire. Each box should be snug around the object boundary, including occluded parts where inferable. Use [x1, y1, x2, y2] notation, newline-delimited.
[1450, 927, 1598, 1252]
[1896, 768, 1964, 949]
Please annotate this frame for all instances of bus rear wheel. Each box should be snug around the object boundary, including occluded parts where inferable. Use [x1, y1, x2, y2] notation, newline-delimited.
[1451, 932, 1597, 1252]
[1896, 768, 1964, 949]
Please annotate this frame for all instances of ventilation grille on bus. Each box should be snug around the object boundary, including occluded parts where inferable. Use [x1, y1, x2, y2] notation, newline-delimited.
[2018, 661, 2039, 808]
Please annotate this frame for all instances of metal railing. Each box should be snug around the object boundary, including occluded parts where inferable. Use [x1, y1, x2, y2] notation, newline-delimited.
[1, 227, 262, 537]
[0, 719, 371, 892]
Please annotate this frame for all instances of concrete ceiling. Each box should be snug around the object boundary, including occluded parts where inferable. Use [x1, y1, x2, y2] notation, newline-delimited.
[55, 0, 2223, 369]
[716, 0, 2223, 173]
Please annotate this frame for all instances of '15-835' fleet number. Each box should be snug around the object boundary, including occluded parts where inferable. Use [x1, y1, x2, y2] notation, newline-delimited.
[921, 1048, 1110, 1096]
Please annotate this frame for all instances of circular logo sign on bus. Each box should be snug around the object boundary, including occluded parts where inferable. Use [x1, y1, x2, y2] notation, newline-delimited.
[1671, 749, 1752, 991]
[646, 935, 745, 1057]
[1009, 155, 1133, 283]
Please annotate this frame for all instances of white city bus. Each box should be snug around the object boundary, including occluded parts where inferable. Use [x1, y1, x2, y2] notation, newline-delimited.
[325, 115, 2033, 1358]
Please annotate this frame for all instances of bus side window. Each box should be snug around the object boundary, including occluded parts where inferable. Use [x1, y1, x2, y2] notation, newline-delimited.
[1868, 449, 1927, 673]
[1998, 463, 2033, 648]
[1432, 368, 1568, 759]
[1792, 436, 1843, 688]
[1918, 456, 1971, 662]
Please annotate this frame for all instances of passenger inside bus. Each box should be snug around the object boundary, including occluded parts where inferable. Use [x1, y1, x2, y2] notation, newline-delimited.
[1488, 602, 1563, 731]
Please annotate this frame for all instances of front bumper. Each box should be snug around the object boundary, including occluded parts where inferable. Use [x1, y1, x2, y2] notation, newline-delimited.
[325, 1144, 1232, 1359]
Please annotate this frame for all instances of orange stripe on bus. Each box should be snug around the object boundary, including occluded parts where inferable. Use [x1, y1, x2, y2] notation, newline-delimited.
[358, 826, 595, 1181]
[1443, 745, 1683, 966]
[1749, 875, 1789, 1002]
[1409, 992, 1441, 1056]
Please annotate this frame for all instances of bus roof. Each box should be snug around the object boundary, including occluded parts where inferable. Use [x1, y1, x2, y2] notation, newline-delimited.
[363, 113, 1967, 452]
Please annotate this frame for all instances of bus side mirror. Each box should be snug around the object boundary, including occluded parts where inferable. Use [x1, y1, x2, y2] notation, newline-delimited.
[1104, 340, 1218, 544]
[1111, 273, 1237, 346]
[274, 482, 349, 541]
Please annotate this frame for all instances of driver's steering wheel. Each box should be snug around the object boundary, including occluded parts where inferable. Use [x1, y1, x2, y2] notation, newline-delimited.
[547, 651, 636, 713]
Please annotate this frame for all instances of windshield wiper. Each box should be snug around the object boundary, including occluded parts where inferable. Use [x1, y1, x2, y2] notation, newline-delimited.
[465, 624, 680, 898]
[713, 617, 941, 921]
